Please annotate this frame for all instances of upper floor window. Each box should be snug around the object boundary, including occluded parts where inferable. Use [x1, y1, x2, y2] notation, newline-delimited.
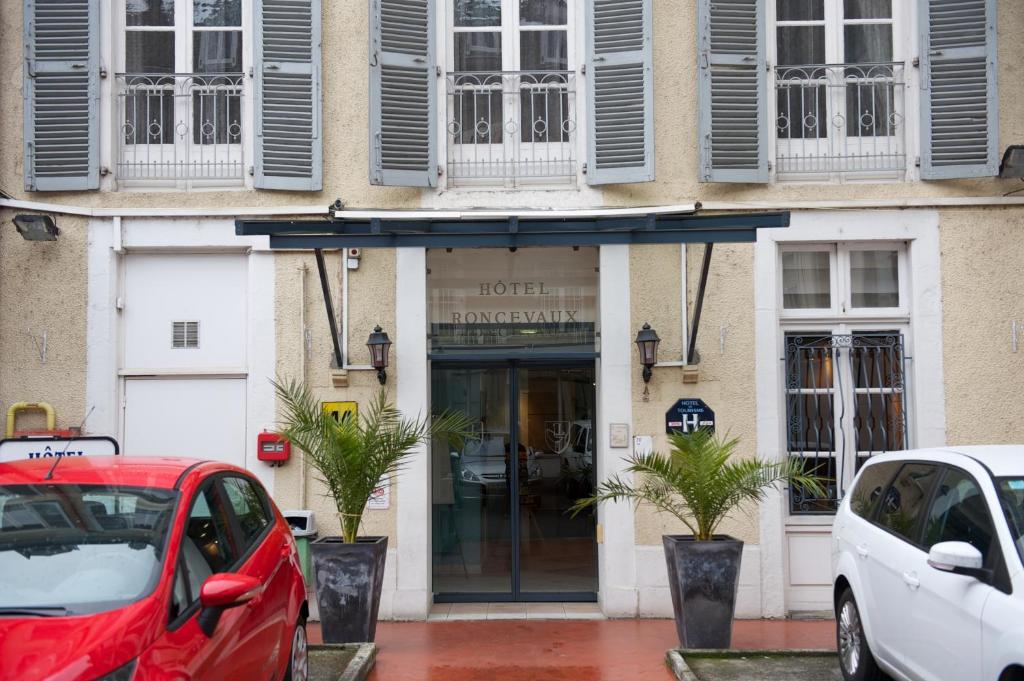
[446, 0, 577, 187]
[118, 0, 245, 186]
[773, 0, 905, 180]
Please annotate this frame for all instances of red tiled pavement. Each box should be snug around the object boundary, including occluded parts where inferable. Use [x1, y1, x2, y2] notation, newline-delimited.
[308, 619, 835, 681]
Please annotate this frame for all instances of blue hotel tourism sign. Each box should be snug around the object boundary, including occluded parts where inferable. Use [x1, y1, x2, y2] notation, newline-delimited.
[666, 399, 715, 435]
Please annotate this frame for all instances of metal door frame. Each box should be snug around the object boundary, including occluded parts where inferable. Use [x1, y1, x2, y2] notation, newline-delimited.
[431, 355, 599, 603]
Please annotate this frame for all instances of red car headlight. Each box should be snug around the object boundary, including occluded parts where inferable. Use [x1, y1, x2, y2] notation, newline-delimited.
[93, 659, 136, 681]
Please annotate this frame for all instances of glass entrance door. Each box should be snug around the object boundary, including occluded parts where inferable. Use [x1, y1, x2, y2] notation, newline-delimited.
[431, 363, 598, 601]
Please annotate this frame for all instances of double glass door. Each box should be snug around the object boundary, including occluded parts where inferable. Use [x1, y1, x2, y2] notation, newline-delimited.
[431, 363, 597, 601]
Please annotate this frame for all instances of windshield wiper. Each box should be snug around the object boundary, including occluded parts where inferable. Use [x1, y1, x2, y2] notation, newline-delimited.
[0, 606, 69, 617]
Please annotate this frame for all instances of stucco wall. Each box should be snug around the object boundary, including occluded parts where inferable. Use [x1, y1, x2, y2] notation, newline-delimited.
[940, 208, 1024, 444]
[0, 211, 89, 434]
[629, 243, 760, 546]
[272, 248, 398, 542]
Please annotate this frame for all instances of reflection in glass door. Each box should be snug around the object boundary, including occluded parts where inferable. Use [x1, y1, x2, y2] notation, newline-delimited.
[431, 363, 597, 601]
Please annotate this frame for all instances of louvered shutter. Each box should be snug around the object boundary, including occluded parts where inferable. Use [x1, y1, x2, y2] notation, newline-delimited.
[919, 0, 998, 179]
[585, 0, 654, 185]
[255, 0, 323, 191]
[23, 0, 99, 191]
[697, 0, 768, 183]
[369, 0, 436, 187]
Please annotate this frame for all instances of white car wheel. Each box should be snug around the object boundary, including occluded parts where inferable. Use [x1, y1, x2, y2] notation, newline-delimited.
[286, 623, 308, 681]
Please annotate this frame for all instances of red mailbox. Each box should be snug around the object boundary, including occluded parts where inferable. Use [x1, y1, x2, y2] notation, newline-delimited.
[257, 431, 290, 464]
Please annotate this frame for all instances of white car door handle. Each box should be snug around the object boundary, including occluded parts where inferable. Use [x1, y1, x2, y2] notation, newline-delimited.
[856, 544, 870, 559]
[902, 571, 920, 589]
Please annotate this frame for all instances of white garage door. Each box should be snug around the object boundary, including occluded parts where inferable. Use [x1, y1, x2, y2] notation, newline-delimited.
[123, 378, 247, 468]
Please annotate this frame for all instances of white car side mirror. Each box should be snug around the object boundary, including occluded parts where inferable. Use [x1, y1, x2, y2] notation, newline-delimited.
[927, 541, 991, 583]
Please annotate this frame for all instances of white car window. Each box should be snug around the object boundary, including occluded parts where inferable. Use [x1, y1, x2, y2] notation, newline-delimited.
[922, 469, 994, 561]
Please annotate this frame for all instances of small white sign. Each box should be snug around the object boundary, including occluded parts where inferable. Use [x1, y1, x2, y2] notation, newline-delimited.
[634, 435, 653, 456]
[0, 436, 119, 463]
[367, 479, 390, 510]
[609, 423, 630, 448]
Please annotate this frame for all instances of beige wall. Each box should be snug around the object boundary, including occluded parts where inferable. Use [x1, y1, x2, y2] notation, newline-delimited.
[629, 243, 761, 546]
[940, 208, 1024, 444]
[272, 248, 398, 541]
[0, 212, 89, 435]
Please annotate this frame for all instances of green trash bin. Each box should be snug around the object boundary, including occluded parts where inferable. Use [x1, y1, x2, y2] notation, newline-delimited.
[283, 511, 317, 586]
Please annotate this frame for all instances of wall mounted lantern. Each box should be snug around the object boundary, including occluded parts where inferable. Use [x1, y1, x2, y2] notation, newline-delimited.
[635, 323, 661, 384]
[366, 325, 392, 385]
[13, 214, 59, 241]
[999, 145, 1024, 179]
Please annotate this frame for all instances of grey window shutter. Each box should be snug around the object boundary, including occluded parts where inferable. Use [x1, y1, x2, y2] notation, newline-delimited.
[697, 0, 768, 183]
[254, 0, 323, 191]
[919, 0, 998, 179]
[23, 0, 99, 191]
[585, 0, 655, 185]
[369, 0, 437, 187]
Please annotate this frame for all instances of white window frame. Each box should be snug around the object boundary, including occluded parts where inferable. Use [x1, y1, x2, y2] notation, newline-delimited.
[113, 0, 253, 191]
[766, 0, 919, 184]
[439, 0, 586, 191]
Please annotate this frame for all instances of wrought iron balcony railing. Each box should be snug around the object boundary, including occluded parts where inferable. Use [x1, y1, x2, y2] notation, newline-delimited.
[775, 62, 906, 178]
[446, 71, 577, 186]
[116, 73, 245, 183]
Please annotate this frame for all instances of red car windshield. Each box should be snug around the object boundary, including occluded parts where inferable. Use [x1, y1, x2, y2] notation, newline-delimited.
[0, 484, 178, 616]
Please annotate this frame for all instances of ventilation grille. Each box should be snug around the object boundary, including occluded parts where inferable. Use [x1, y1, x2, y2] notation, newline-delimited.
[381, 65, 430, 171]
[261, 73, 314, 178]
[928, 0, 986, 51]
[593, 64, 646, 169]
[172, 321, 199, 349]
[261, 0, 312, 62]
[382, 0, 429, 56]
[709, 65, 760, 169]
[593, 0, 644, 55]
[709, 0, 758, 56]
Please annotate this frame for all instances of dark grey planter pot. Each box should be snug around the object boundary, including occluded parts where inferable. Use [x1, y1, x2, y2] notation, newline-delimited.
[310, 536, 388, 643]
[663, 534, 743, 649]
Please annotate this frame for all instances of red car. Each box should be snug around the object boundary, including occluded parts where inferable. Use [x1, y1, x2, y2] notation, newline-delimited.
[0, 456, 308, 681]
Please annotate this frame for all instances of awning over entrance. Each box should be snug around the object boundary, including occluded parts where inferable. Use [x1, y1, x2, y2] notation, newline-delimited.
[235, 207, 789, 368]
[235, 208, 789, 249]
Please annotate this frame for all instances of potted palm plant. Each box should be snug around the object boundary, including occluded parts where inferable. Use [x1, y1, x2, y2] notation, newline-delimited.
[571, 429, 823, 649]
[274, 379, 469, 643]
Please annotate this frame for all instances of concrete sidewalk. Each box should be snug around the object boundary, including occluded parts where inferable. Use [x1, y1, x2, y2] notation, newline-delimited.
[308, 619, 835, 681]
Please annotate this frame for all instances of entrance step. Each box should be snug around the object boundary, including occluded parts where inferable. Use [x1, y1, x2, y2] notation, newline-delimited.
[429, 602, 605, 621]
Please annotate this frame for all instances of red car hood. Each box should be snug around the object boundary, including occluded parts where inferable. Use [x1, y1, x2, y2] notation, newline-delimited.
[0, 598, 160, 681]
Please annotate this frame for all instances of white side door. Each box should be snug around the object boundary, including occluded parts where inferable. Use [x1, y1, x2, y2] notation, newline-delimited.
[123, 378, 247, 468]
[904, 466, 996, 681]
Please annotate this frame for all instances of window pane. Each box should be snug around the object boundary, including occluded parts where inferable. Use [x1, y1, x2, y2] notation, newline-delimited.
[923, 469, 993, 561]
[520, 0, 567, 25]
[782, 251, 831, 309]
[878, 463, 940, 543]
[126, 32, 175, 73]
[520, 30, 567, 71]
[455, 32, 502, 71]
[997, 479, 1024, 566]
[126, 0, 174, 26]
[776, 79, 827, 140]
[222, 477, 270, 546]
[851, 333, 904, 389]
[855, 393, 905, 452]
[777, 26, 826, 66]
[845, 0, 891, 19]
[850, 250, 899, 307]
[193, 31, 243, 72]
[185, 486, 237, 575]
[790, 456, 839, 513]
[787, 394, 835, 452]
[844, 24, 893, 63]
[455, 0, 501, 27]
[169, 566, 189, 620]
[123, 85, 175, 145]
[785, 335, 835, 390]
[450, 78, 504, 145]
[778, 0, 824, 21]
[845, 78, 897, 138]
[849, 461, 900, 519]
[194, 0, 241, 26]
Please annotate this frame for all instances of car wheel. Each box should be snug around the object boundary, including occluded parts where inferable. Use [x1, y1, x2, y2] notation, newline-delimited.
[284, 621, 308, 681]
[837, 588, 882, 681]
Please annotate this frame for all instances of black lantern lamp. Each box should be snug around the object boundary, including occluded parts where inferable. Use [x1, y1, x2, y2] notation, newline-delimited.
[366, 325, 392, 385]
[635, 323, 661, 383]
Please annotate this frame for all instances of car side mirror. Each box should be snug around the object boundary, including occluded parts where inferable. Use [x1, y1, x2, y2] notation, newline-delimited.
[927, 541, 993, 584]
[197, 573, 261, 636]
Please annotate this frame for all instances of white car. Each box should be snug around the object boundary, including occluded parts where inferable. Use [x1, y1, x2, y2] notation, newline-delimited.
[832, 446, 1024, 681]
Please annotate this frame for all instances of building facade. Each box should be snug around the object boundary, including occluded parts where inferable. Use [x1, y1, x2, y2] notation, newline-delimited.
[2, 0, 1023, 620]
